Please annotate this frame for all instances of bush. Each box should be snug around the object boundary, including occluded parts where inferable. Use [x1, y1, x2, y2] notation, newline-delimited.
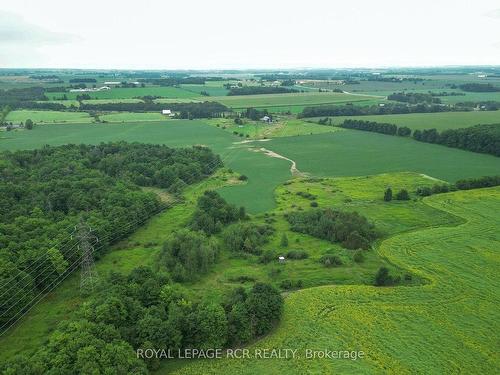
[286, 250, 309, 260]
[374, 267, 399, 286]
[319, 254, 343, 267]
[395, 189, 410, 200]
[223, 223, 274, 254]
[310, 201, 318, 207]
[353, 250, 365, 263]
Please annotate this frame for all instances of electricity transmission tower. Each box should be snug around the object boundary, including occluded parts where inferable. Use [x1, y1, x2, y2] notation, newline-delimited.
[75, 218, 99, 293]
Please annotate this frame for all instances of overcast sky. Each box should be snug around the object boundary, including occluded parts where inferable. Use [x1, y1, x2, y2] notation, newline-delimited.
[1, 0, 499, 69]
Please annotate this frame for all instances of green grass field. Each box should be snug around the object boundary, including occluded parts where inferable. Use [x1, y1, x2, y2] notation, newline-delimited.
[5, 110, 93, 124]
[206, 117, 343, 138]
[323, 111, 500, 131]
[160, 186, 500, 375]
[207, 92, 381, 112]
[99, 112, 167, 122]
[267, 130, 500, 182]
[48, 86, 201, 100]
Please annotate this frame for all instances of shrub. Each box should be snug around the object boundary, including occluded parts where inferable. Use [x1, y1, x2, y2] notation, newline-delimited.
[353, 250, 365, 263]
[395, 189, 410, 200]
[286, 250, 309, 260]
[319, 254, 343, 267]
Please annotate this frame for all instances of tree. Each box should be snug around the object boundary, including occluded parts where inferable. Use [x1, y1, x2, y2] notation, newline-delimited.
[246, 283, 283, 336]
[395, 189, 410, 200]
[227, 302, 252, 345]
[280, 233, 289, 247]
[195, 303, 228, 349]
[384, 187, 393, 202]
[25, 118, 34, 130]
[374, 266, 397, 286]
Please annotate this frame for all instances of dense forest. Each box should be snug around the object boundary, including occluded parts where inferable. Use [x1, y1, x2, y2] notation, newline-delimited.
[413, 124, 500, 156]
[1, 267, 283, 373]
[286, 209, 377, 250]
[0, 143, 222, 328]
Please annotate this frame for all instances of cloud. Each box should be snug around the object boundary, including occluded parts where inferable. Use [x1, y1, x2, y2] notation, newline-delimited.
[484, 8, 500, 19]
[0, 11, 79, 45]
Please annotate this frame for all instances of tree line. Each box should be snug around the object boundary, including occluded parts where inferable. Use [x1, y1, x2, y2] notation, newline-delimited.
[459, 83, 500, 92]
[80, 101, 228, 118]
[0, 143, 222, 327]
[387, 92, 441, 104]
[413, 124, 500, 156]
[340, 119, 412, 136]
[415, 175, 500, 197]
[298, 101, 500, 118]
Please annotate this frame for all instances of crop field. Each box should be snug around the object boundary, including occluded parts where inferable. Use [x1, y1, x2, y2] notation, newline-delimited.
[267, 130, 500, 182]
[208, 92, 381, 112]
[47, 86, 201, 100]
[180, 83, 230, 96]
[323, 110, 500, 131]
[5, 109, 93, 123]
[160, 186, 500, 375]
[99, 112, 167, 122]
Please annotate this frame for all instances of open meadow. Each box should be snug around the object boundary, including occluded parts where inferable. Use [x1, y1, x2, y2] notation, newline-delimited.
[159, 186, 500, 375]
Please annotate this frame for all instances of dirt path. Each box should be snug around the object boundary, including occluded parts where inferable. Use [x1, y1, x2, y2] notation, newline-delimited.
[255, 147, 304, 176]
[342, 90, 387, 99]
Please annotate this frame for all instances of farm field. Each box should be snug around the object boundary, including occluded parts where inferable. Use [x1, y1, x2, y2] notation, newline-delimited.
[206, 117, 342, 138]
[208, 92, 381, 112]
[99, 112, 167, 122]
[322, 110, 500, 131]
[267, 130, 500, 182]
[47, 86, 202, 100]
[5, 109, 93, 124]
[168, 187, 500, 375]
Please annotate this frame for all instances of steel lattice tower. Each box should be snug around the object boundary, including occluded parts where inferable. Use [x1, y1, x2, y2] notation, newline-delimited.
[76, 218, 99, 293]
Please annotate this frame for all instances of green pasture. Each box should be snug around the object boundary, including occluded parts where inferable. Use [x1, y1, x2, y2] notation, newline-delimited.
[323, 110, 500, 131]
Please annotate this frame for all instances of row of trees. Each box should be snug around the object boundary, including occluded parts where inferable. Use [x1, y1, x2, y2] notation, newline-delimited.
[413, 124, 500, 156]
[286, 209, 377, 250]
[415, 176, 500, 197]
[298, 101, 500, 118]
[383, 188, 410, 201]
[80, 101, 228, 118]
[387, 92, 441, 104]
[340, 119, 410, 136]
[1, 267, 284, 373]
[0, 143, 222, 326]
[459, 83, 500, 92]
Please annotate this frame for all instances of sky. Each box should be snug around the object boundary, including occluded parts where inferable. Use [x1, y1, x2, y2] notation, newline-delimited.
[0, 0, 499, 69]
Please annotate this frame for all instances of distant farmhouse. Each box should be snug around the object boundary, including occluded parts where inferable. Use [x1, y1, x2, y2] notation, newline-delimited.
[162, 109, 174, 116]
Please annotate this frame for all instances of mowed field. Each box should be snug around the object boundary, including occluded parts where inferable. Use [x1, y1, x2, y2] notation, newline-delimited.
[169, 187, 500, 375]
[324, 110, 500, 131]
[267, 130, 500, 182]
